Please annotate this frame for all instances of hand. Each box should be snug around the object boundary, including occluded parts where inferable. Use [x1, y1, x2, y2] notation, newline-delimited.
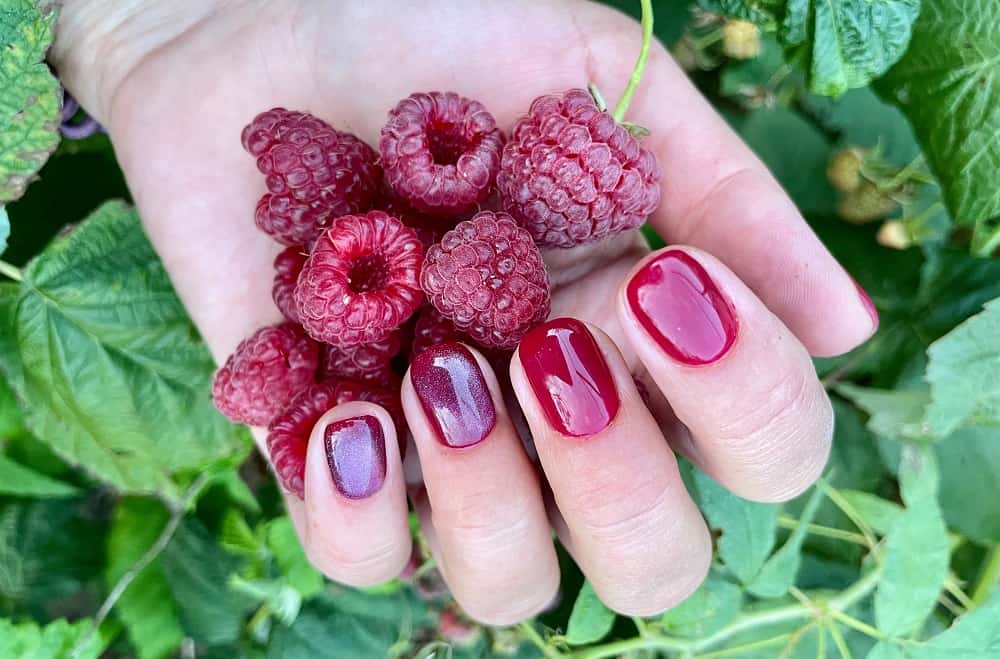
[54, 0, 877, 623]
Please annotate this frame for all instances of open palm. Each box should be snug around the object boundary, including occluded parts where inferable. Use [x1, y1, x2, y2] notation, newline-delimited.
[55, 0, 877, 622]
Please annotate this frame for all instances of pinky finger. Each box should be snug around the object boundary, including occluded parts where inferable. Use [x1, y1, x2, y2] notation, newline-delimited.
[301, 401, 412, 586]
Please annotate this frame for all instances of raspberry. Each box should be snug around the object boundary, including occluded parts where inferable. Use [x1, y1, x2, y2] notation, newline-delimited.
[242, 108, 381, 245]
[497, 88, 661, 248]
[379, 91, 504, 217]
[722, 19, 762, 60]
[318, 330, 402, 388]
[411, 306, 464, 357]
[212, 322, 319, 427]
[272, 246, 308, 322]
[267, 379, 405, 497]
[295, 211, 424, 347]
[420, 211, 550, 349]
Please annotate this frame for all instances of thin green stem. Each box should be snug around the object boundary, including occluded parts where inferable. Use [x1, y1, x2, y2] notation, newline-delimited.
[0, 260, 22, 282]
[612, 0, 654, 123]
[569, 570, 882, 659]
[818, 480, 877, 549]
[971, 543, 1000, 606]
[825, 608, 881, 640]
[778, 516, 869, 546]
[518, 622, 564, 659]
[944, 575, 975, 611]
[693, 631, 797, 658]
[826, 620, 853, 659]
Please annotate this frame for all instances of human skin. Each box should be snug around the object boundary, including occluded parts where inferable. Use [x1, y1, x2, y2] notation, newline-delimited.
[52, 0, 877, 624]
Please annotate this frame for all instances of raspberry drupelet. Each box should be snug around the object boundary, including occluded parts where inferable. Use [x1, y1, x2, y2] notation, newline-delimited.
[242, 108, 381, 246]
[420, 211, 551, 350]
[380, 91, 504, 217]
[272, 246, 308, 323]
[295, 211, 424, 347]
[211, 322, 319, 427]
[497, 88, 661, 248]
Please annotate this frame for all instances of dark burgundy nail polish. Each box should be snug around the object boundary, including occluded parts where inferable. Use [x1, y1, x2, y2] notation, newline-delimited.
[519, 318, 620, 438]
[851, 277, 880, 330]
[626, 250, 738, 365]
[325, 415, 386, 499]
[410, 342, 496, 448]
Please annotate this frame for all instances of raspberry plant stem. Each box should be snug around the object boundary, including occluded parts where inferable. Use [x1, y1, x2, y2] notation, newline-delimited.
[0, 259, 22, 282]
[612, 0, 654, 123]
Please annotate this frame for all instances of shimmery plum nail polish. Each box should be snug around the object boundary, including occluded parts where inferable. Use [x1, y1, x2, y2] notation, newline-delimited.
[325, 415, 386, 499]
[626, 250, 738, 365]
[410, 343, 496, 448]
[519, 318, 620, 437]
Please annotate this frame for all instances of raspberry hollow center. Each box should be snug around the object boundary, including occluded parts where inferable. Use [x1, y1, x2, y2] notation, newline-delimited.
[348, 254, 390, 293]
[427, 121, 469, 166]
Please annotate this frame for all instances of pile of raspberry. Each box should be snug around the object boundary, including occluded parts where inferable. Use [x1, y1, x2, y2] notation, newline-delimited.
[212, 89, 661, 497]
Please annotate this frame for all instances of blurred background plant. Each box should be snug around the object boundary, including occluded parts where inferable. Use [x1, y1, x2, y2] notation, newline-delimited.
[1, 0, 998, 657]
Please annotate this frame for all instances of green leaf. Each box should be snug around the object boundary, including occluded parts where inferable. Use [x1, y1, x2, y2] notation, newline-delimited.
[874, 447, 950, 637]
[219, 508, 261, 557]
[839, 490, 903, 536]
[230, 576, 302, 625]
[925, 298, 1000, 436]
[692, 469, 779, 583]
[0, 453, 76, 497]
[736, 107, 837, 214]
[565, 581, 616, 645]
[160, 519, 254, 645]
[0, 373, 24, 438]
[106, 498, 184, 659]
[866, 641, 908, 659]
[746, 485, 824, 598]
[660, 573, 743, 638]
[0, 201, 248, 501]
[0, 0, 61, 202]
[268, 587, 433, 659]
[910, 589, 1000, 657]
[935, 426, 1000, 542]
[878, 0, 1000, 254]
[809, 0, 920, 96]
[266, 517, 324, 599]
[0, 206, 8, 255]
[0, 498, 107, 617]
[835, 384, 931, 440]
[0, 618, 104, 659]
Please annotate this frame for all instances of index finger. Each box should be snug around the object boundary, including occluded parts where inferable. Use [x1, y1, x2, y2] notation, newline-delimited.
[578, 5, 878, 357]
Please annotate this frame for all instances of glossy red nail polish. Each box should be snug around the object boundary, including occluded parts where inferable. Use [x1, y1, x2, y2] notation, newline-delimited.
[519, 318, 620, 438]
[626, 250, 738, 365]
[851, 277, 880, 330]
[325, 415, 386, 499]
[410, 342, 496, 448]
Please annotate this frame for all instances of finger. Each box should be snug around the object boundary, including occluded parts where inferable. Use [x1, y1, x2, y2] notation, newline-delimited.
[402, 342, 559, 625]
[585, 34, 876, 356]
[510, 318, 711, 616]
[301, 401, 411, 586]
[617, 246, 834, 503]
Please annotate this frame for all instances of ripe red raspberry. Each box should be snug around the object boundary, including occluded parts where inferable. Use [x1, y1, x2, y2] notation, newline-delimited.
[318, 330, 402, 388]
[267, 379, 405, 498]
[420, 211, 550, 349]
[379, 92, 504, 217]
[212, 322, 319, 427]
[411, 306, 464, 357]
[295, 211, 424, 347]
[272, 246, 308, 322]
[497, 88, 661, 248]
[242, 108, 381, 246]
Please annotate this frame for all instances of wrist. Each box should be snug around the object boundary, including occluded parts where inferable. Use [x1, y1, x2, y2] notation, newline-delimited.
[49, 0, 221, 126]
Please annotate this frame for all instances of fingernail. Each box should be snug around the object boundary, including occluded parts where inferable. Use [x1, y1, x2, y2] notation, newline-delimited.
[626, 250, 738, 366]
[851, 277, 880, 331]
[410, 342, 496, 448]
[519, 318, 620, 438]
[325, 415, 386, 499]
